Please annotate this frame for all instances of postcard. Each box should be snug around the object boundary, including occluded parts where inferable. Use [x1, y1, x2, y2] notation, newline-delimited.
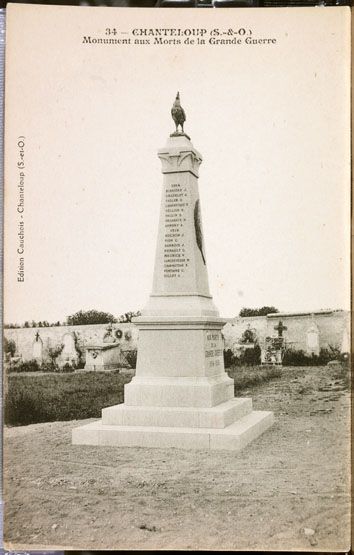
[3, 3, 351, 551]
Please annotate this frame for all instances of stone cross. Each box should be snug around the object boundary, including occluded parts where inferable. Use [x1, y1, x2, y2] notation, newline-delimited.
[274, 320, 287, 337]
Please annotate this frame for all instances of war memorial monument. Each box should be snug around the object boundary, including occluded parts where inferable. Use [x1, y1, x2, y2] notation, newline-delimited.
[72, 94, 274, 450]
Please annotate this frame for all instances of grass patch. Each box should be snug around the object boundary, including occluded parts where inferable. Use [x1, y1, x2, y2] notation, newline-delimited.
[5, 371, 132, 426]
[227, 364, 282, 393]
[6, 364, 284, 427]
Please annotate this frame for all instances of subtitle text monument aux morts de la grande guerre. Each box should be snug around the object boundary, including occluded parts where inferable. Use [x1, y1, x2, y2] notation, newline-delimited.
[72, 94, 274, 450]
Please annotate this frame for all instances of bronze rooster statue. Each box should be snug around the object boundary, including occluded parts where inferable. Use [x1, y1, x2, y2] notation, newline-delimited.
[171, 92, 186, 134]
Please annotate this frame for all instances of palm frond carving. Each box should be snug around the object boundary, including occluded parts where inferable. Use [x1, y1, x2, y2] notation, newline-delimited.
[194, 199, 206, 265]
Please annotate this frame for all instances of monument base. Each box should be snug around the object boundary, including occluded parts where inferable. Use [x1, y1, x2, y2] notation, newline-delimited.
[73, 315, 274, 451]
[72, 397, 274, 451]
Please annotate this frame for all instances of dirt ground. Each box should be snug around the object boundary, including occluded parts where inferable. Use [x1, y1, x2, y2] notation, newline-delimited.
[4, 365, 351, 551]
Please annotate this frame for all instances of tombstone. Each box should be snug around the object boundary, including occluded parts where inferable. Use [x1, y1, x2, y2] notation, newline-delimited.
[32, 332, 43, 363]
[73, 94, 274, 450]
[261, 327, 285, 366]
[84, 344, 122, 371]
[84, 325, 122, 371]
[306, 322, 320, 356]
[60, 333, 79, 366]
[274, 320, 287, 338]
[261, 336, 274, 365]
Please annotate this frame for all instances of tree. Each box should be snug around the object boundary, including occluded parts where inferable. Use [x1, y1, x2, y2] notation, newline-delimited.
[4, 337, 16, 357]
[239, 306, 279, 317]
[66, 309, 117, 326]
[118, 311, 141, 323]
[48, 344, 64, 368]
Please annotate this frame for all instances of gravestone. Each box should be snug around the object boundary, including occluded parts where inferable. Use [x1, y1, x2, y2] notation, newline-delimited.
[60, 332, 79, 366]
[306, 322, 320, 356]
[261, 321, 287, 365]
[274, 320, 287, 339]
[84, 325, 122, 371]
[32, 332, 43, 363]
[73, 95, 273, 450]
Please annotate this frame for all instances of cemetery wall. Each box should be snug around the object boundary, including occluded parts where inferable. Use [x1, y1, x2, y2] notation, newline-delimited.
[223, 316, 268, 350]
[267, 311, 348, 351]
[225, 310, 349, 353]
[4, 322, 138, 363]
[5, 309, 349, 363]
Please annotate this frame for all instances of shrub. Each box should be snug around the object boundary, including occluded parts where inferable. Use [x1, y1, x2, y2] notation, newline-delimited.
[9, 358, 86, 374]
[125, 349, 137, 369]
[282, 345, 342, 367]
[282, 349, 314, 366]
[62, 363, 75, 373]
[39, 361, 59, 373]
[72, 331, 84, 365]
[4, 338, 16, 357]
[223, 349, 235, 368]
[223, 346, 261, 368]
[48, 344, 64, 366]
[72, 359, 85, 370]
[10, 359, 41, 373]
[242, 344, 261, 366]
[318, 346, 341, 365]
[9, 359, 73, 374]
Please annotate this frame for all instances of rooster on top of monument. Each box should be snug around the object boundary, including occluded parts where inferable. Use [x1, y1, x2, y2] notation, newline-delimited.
[171, 91, 187, 135]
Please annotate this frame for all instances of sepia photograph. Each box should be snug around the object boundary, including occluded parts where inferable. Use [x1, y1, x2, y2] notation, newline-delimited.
[3, 3, 351, 551]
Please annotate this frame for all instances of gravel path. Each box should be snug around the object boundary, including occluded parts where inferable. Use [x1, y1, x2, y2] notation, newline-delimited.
[4, 365, 350, 551]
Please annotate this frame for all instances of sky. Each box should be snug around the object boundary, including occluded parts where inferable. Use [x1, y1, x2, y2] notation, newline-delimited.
[5, 5, 351, 324]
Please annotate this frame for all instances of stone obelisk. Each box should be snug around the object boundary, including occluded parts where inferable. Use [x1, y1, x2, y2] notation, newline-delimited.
[73, 94, 273, 450]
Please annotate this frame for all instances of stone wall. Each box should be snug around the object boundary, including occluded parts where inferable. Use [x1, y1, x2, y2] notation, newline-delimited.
[223, 315, 268, 351]
[223, 310, 349, 355]
[4, 309, 350, 364]
[4, 322, 138, 365]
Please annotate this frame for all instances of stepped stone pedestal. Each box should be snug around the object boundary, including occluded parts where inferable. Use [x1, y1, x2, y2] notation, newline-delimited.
[73, 111, 273, 450]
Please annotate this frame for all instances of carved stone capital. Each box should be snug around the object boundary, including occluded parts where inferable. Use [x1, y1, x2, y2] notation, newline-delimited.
[158, 149, 202, 177]
[158, 135, 203, 177]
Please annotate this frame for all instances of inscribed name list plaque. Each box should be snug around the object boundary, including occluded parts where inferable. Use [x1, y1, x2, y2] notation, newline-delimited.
[153, 136, 209, 296]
